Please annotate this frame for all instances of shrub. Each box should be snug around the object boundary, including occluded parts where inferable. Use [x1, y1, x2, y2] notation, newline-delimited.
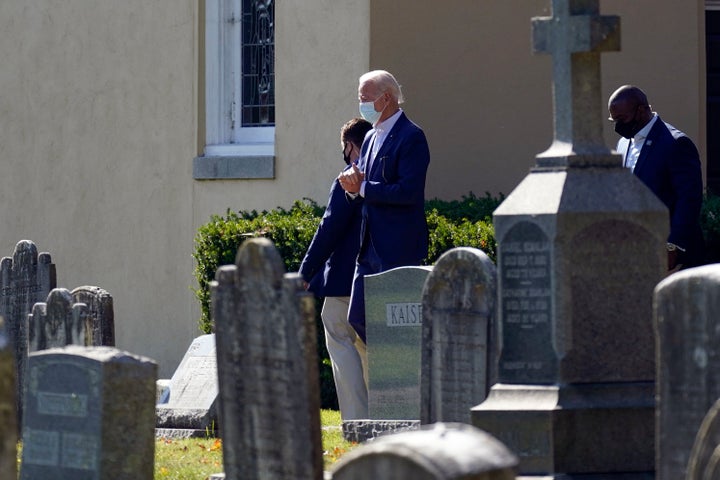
[192, 194, 502, 409]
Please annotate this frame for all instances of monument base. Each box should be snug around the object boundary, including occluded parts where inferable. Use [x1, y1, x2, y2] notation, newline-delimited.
[471, 383, 654, 476]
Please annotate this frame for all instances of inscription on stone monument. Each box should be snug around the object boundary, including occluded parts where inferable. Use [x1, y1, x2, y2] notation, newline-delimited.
[498, 221, 556, 383]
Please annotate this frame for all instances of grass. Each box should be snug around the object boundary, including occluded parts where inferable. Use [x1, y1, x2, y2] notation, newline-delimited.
[153, 409, 357, 479]
[17, 410, 356, 479]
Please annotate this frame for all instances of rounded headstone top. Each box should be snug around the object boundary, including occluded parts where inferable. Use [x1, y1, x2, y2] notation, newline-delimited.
[332, 422, 518, 477]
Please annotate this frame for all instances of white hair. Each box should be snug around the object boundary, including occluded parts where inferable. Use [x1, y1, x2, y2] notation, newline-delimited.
[359, 70, 405, 104]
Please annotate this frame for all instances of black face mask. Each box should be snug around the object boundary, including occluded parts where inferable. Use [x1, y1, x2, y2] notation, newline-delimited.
[614, 106, 644, 139]
[342, 142, 352, 165]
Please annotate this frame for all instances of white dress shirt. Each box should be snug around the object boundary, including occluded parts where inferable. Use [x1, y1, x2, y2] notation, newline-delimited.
[360, 109, 403, 197]
[624, 113, 658, 171]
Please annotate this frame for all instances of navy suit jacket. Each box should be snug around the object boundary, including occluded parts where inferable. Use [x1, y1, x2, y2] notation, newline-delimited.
[299, 168, 362, 297]
[355, 111, 430, 267]
[617, 116, 704, 266]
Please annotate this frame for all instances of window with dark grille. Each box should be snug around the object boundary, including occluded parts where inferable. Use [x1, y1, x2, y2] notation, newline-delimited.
[241, 0, 275, 127]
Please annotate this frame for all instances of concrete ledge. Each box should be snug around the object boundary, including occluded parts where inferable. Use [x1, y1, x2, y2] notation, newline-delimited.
[193, 155, 275, 179]
[342, 419, 420, 443]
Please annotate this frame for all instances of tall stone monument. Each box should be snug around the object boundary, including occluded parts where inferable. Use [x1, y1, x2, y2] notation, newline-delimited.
[211, 238, 323, 480]
[471, 1, 667, 478]
[0, 240, 56, 427]
[654, 265, 720, 480]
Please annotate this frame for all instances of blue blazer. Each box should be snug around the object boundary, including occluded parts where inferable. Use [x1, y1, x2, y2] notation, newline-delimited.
[617, 117, 704, 266]
[299, 169, 362, 297]
[355, 112, 430, 267]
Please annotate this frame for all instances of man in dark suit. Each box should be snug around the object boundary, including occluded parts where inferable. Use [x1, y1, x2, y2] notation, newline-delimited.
[339, 70, 431, 345]
[608, 85, 704, 271]
[299, 118, 372, 420]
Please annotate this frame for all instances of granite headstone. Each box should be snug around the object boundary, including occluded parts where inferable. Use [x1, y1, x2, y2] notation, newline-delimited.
[0, 317, 17, 479]
[156, 333, 218, 437]
[19, 346, 157, 480]
[0, 239, 56, 425]
[365, 265, 433, 420]
[211, 238, 323, 480]
[331, 422, 518, 480]
[687, 397, 720, 480]
[420, 247, 497, 425]
[71, 286, 114, 346]
[29, 288, 88, 351]
[655, 265, 720, 480]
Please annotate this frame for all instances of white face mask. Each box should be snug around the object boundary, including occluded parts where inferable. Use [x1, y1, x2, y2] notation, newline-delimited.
[359, 96, 385, 124]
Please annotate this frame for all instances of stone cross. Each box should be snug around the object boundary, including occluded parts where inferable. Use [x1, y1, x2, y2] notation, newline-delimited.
[532, 0, 620, 166]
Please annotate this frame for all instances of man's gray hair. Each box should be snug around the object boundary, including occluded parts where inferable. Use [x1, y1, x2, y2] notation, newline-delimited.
[360, 70, 405, 104]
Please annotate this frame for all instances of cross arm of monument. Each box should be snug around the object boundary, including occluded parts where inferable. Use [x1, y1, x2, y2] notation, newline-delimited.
[531, 0, 621, 168]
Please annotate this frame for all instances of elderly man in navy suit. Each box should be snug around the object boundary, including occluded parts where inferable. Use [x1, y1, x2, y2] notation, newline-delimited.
[608, 85, 704, 271]
[339, 69, 430, 349]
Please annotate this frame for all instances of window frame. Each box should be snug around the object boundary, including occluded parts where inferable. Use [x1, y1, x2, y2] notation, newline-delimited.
[195, 0, 275, 179]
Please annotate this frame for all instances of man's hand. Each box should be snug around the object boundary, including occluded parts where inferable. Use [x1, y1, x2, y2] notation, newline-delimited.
[338, 162, 364, 194]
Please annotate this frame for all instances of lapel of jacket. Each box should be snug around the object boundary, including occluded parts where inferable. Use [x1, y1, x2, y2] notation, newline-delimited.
[369, 113, 404, 179]
[633, 118, 662, 174]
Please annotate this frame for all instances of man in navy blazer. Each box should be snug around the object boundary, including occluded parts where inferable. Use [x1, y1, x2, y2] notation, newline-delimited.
[299, 118, 372, 420]
[339, 70, 430, 344]
[608, 85, 704, 270]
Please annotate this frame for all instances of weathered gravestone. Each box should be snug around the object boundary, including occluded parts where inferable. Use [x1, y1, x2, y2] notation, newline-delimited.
[365, 266, 432, 421]
[19, 345, 157, 480]
[687, 397, 720, 480]
[72, 286, 115, 347]
[0, 317, 17, 480]
[654, 265, 720, 480]
[421, 247, 497, 425]
[29, 288, 88, 351]
[471, 1, 666, 477]
[342, 266, 432, 442]
[211, 237, 323, 480]
[156, 333, 218, 438]
[330, 422, 518, 480]
[0, 239, 56, 425]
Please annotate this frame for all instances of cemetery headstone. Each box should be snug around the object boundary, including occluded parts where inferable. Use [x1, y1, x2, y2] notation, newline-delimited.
[655, 265, 720, 480]
[471, 1, 667, 477]
[330, 422, 518, 480]
[0, 317, 17, 480]
[0, 239, 56, 425]
[20, 345, 157, 480]
[420, 247, 497, 425]
[72, 286, 115, 346]
[156, 333, 218, 437]
[365, 265, 432, 420]
[29, 288, 88, 351]
[687, 397, 720, 480]
[211, 237, 323, 480]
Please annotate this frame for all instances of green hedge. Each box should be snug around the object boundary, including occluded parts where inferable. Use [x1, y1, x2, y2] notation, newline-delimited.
[192, 193, 501, 409]
[192, 191, 720, 408]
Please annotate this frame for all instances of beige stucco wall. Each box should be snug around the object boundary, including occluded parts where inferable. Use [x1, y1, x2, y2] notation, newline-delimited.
[370, 0, 707, 199]
[0, 1, 199, 377]
[0, 0, 707, 378]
